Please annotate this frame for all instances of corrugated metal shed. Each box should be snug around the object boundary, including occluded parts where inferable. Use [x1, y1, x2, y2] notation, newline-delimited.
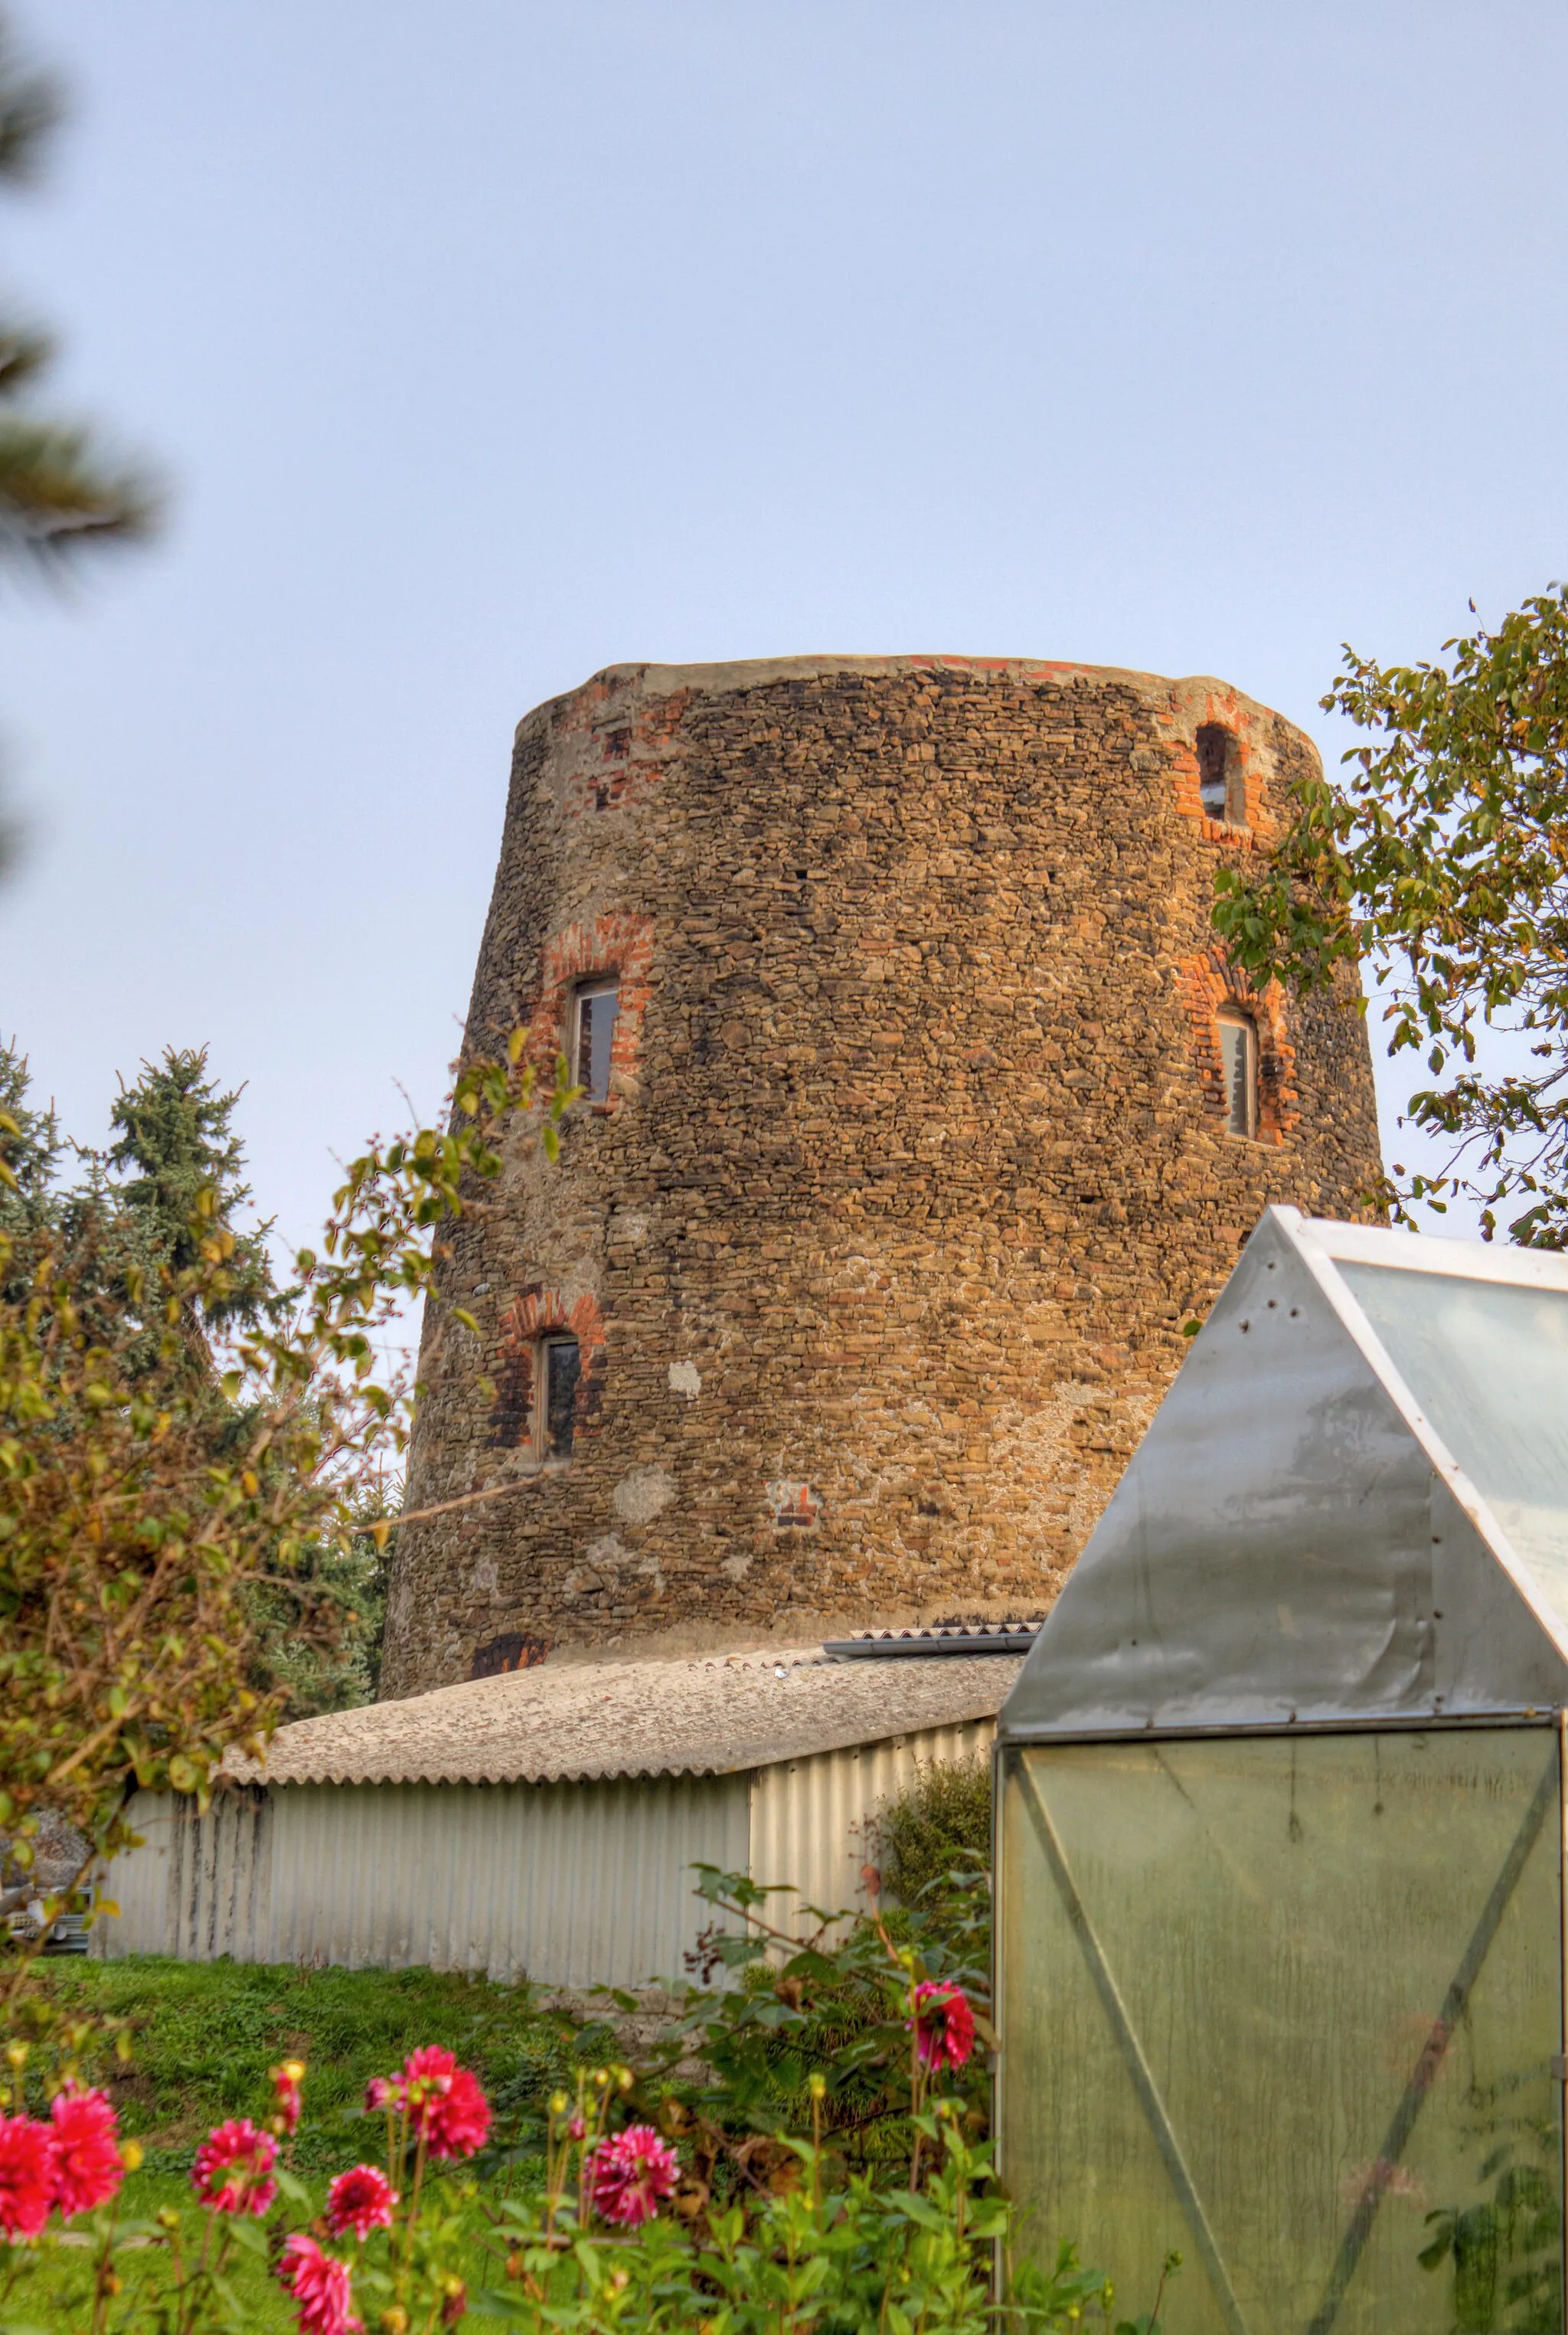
[100, 1648, 1017, 1983]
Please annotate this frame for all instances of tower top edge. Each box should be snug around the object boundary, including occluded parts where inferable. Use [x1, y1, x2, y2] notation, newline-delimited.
[513, 655, 1311, 741]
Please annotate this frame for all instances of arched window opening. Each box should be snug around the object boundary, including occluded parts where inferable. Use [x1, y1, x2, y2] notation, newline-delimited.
[571, 978, 619, 1103]
[1197, 724, 1244, 825]
[536, 1333, 581, 1460]
[1217, 1007, 1259, 1139]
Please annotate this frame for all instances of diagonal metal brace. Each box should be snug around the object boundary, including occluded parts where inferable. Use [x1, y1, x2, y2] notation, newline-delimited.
[1017, 1761, 1253, 2335]
[1305, 1741, 1560, 2335]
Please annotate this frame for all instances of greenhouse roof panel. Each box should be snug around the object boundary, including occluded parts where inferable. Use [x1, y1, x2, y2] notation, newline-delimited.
[999, 1208, 1568, 1741]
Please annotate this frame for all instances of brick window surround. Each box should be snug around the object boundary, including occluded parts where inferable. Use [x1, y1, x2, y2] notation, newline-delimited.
[488, 1287, 607, 1451]
[1179, 950, 1298, 1143]
[526, 912, 654, 1114]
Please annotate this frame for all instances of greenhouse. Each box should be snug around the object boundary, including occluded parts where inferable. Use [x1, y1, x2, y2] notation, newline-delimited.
[997, 1205, 1568, 2335]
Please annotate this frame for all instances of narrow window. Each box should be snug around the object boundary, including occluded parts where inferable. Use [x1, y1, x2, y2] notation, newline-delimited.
[538, 1334, 580, 1460]
[572, 979, 619, 1104]
[1197, 724, 1243, 824]
[1217, 1008, 1259, 1138]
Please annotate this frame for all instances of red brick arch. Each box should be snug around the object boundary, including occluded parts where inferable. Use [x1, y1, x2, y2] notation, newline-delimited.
[488, 1287, 607, 1449]
[1178, 950, 1298, 1143]
[1170, 688, 1272, 841]
[527, 912, 655, 1113]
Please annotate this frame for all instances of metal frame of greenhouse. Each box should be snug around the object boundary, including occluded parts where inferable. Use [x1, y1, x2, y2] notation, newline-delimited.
[996, 1205, 1568, 2335]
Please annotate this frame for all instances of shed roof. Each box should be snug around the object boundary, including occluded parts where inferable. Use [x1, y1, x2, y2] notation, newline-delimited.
[231, 1646, 1021, 1788]
[1001, 1205, 1568, 1742]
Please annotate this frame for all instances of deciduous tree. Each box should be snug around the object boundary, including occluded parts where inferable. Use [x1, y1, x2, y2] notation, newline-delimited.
[1214, 586, 1568, 1242]
[0, 1035, 573, 2068]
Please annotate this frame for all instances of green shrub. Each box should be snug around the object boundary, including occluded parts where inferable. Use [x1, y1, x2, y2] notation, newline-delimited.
[874, 1759, 993, 1918]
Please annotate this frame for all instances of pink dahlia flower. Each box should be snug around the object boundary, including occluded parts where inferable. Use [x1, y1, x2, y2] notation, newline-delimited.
[276, 2232, 361, 2335]
[191, 2118, 278, 2216]
[325, 2163, 397, 2240]
[0, 2112, 55, 2242]
[586, 2124, 679, 2227]
[49, 2087, 124, 2219]
[270, 2059, 305, 2136]
[909, 1981, 976, 2071]
[368, 2047, 490, 2160]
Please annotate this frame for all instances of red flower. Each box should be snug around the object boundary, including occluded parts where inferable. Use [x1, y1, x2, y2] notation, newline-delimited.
[909, 1981, 975, 2071]
[191, 2119, 278, 2216]
[0, 2113, 55, 2242]
[586, 2124, 679, 2227]
[368, 2047, 490, 2160]
[276, 2233, 361, 2335]
[270, 2059, 305, 2136]
[325, 2163, 397, 2240]
[49, 2088, 124, 2219]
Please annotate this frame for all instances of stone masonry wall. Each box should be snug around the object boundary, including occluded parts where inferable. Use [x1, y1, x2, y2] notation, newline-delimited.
[381, 656, 1383, 1699]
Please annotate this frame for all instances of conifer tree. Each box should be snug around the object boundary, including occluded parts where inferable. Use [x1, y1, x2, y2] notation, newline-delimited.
[0, 1036, 391, 1715]
[106, 1047, 276, 1335]
[0, 11, 155, 568]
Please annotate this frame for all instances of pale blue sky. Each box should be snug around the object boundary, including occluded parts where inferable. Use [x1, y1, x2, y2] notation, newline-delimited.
[6, 0, 1567, 1247]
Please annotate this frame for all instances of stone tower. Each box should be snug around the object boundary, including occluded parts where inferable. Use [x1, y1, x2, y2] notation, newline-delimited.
[381, 656, 1382, 1699]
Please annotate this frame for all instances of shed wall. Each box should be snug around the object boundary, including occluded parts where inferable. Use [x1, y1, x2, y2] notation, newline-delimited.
[96, 1719, 992, 1980]
[100, 1774, 748, 1987]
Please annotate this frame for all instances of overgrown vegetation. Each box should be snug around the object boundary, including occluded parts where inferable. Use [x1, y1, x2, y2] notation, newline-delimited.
[2, 1869, 1178, 2335]
[873, 1761, 991, 1928]
[0, 1025, 575, 2082]
[1214, 584, 1568, 1242]
[0, 1040, 393, 1725]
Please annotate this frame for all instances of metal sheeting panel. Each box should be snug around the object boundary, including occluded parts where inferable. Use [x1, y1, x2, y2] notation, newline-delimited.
[1000, 1208, 1568, 1742]
[96, 1788, 273, 1961]
[94, 1793, 178, 1957]
[749, 1720, 995, 1938]
[100, 1773, 749, 1988]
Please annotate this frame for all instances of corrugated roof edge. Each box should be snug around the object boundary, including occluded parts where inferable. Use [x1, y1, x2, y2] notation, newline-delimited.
[225, 1646, 1024, 1790]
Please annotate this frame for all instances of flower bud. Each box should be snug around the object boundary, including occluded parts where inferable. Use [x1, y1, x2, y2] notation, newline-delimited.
[121, 2140, 145, 2171]
[549, 2091, 569, 2117]
[807, 2073, 827, 2101]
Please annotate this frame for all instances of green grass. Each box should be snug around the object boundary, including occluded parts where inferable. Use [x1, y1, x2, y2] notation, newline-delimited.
[34, 1957, 596, 2170]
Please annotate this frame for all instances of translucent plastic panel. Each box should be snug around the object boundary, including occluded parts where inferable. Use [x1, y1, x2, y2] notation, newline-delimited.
[1340, 1263, 1568, 1625]
[999, 1728, 1563, 2335]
